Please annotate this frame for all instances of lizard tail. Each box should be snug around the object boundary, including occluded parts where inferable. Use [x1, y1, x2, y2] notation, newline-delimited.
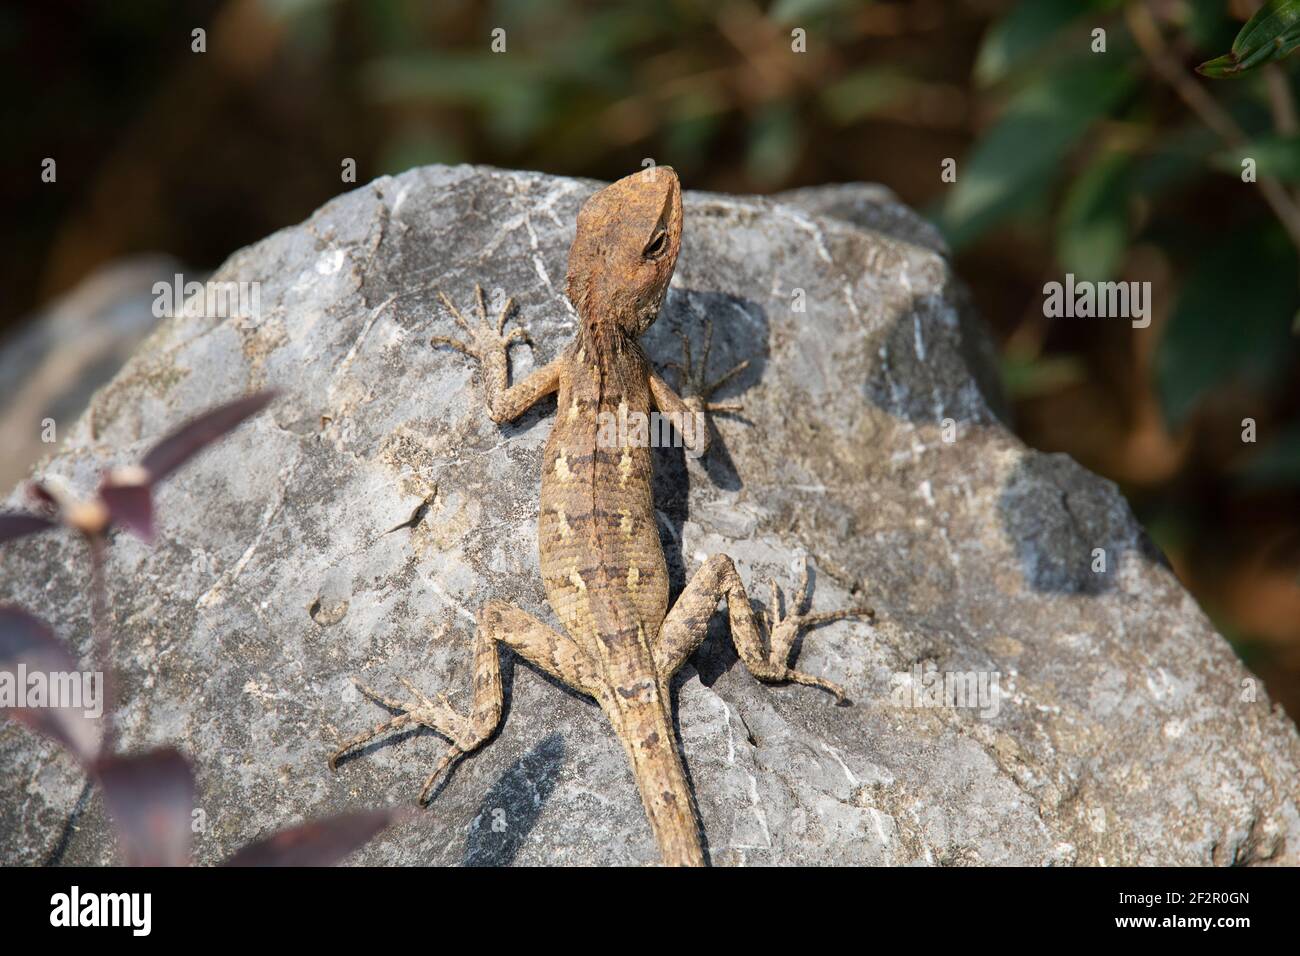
[605, 695, 705, 867]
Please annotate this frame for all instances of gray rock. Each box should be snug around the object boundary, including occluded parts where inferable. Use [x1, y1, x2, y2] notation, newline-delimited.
[1, 165, 1297, 866]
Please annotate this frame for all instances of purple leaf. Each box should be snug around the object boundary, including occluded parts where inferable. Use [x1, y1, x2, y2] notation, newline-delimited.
[98, 483, 155, 544]
[0, 512, 58, 545]
[0, 606, 101, 762]
[27, 482, 59, 512]
[139, 390, 279, 484]
[95, 747, 195, 867]
[223, 808, 406, 867]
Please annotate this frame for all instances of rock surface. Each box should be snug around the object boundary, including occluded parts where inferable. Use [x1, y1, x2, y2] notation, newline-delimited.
[0, 255, 177, 491]
[2, 165, 1297, 866]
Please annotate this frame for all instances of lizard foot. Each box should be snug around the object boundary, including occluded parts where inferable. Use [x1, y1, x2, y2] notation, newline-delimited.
[759, 557, 874, 705]
[667, 317, 749, 413]
[430, 283, 530, 363]
[328, 676, 482, 806]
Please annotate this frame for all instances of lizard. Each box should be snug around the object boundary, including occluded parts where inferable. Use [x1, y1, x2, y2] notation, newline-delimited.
[329, 166, 872, 866]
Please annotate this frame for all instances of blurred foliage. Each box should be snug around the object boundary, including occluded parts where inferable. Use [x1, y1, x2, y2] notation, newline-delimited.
[7, 0, 1300, 714]
[937, 57, 1137, 249]
[947, 0, 1300, 427]
[1157, 225, 1296, 425]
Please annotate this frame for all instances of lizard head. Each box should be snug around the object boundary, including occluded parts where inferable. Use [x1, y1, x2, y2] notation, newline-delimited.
[566, 166, 683, 340]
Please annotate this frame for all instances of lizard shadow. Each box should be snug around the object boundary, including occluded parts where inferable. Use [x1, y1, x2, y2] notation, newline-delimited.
[649, 289, 779, 863]
[645, 289, 771, 603]
[462, 730, 566, 867]
[646, 288, 771, 497]
[683, 561, 834, 695]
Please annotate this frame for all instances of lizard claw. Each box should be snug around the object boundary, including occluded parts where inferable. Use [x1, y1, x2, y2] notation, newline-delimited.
[329, 673, 479, 804]
[430, 284, 529, 364]
[759, 558, 874, 705]
[418, 746, 464, 805]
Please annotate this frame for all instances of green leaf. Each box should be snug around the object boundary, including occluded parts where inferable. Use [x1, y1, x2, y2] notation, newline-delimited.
[1156, 226, 1299, 426]
[936, 59, 1135, 249]
[1211, 134, 1300, 181]
[974, 0, 1086, 87]
[1197, 53, 1249, 78]
[1197, 0, 1300, 77]
[1056, 152, 1132, 282]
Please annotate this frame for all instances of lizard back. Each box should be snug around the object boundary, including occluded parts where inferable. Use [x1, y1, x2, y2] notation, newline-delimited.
[538, 338, 669, 679]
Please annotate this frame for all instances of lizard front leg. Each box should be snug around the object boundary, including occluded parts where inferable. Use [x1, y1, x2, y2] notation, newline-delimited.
[649, 316, 749, 456]
[431, 284, 560, 423]
[654, 555, 873, 702]
[330, 600, 600, 804]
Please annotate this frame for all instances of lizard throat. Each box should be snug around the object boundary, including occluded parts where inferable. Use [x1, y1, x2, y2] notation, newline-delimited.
[577, 315, 639, 359]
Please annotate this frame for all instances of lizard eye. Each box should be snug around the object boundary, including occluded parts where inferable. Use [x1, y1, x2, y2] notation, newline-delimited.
[642, 229, 668, 259]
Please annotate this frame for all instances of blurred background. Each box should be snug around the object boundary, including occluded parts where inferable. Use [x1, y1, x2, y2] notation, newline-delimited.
[4, 0, 1299, 715]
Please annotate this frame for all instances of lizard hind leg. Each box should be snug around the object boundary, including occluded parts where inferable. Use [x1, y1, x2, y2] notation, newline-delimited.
[653, 554, 873, 703]
[329, 600, 600, 806]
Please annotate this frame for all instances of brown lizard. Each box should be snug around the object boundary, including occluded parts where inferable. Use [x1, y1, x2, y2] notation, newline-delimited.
[329, 167, 872, 866]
